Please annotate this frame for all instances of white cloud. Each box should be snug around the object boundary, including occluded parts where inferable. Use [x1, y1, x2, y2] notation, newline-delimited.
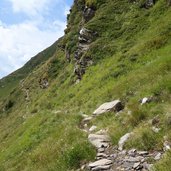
[64, 5, 70, 16]
[0, 19, 66, 78]
[0, 0, 70, 78]
[8, 0, 56, 16]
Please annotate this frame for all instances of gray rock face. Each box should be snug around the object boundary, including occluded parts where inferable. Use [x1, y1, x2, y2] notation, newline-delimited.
[74, 27, 96, 80]
[83, 7, 95, 22]
[93, 100, 124, 116]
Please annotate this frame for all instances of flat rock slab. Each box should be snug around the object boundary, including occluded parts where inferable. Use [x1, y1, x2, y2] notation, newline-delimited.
[92, 165, 111, 171]
[89, 159, 112, 168]
[88, 134, 110, 148]
[88, 134, 110, 142]
[83, 117, 93, 123]
[93, 100, 124, 115]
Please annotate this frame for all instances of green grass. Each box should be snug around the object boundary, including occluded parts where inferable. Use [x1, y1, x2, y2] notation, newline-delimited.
[0, 0, 171, 170]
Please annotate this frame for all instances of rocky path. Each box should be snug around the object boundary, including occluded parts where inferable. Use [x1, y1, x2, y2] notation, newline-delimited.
[79, 100, 166, 171]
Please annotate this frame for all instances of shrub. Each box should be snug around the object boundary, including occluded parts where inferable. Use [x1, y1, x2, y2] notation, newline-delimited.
[127, 104, 147, 126]
[5, 100, 14, 110]
[85, 0, 97, 7]
[126, 126, 162, 151]
[64, 142, 96, 168]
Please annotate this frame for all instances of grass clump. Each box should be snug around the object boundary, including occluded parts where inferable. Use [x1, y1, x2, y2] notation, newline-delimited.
[126, 125, 163, 151]
[85, 0, 97, 7]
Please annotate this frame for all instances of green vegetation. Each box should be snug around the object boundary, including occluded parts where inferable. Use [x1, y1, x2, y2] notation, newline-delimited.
[0, 0, 171, 170]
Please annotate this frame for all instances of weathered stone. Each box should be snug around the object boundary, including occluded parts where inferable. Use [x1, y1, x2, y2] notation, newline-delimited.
[98, 148, 105, 153]
[163, 141, 171, 151]
[92, 165, 111, 171]
[152, 116, 160, 125]
[124, 156, 143, 163]
[83, 116, 93, 123]
[79, 28, 94, 42]
[154, 153, 162, 160]
[146, 0, 154, 8]
[118, 133, 133, 151]
[39, 78, 49, 89]
[152, 126, 161, 133]
[168, 0, 171, 6]
[137, 151, 149, 156]
[93, 100, 124, 116]
[83, 7, 95, 22]
[88, 134, 110, 142]
[97, 153, 108, 158]
[89, 125, 97, 132]
[140, 97, 152, 105]
[122, 162, 134, 168]
[128, 149, 136, 156]
[118, 150, 127, 156]
[141, 0, 155, 8]
[88, 134, 110, 148]
[89, 159, 112, 168]
[65, 48, 71, 62]
[133, 162, 141, 169]
[96, 129, 107, 135]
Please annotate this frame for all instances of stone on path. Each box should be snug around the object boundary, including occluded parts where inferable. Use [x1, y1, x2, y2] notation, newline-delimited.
[83, 116, 93, 123]
[154, 153, 162, 160]
[93, 100, 124, 116]
[88, 134, 110, 149]
[89, 125, 97, 132]
[88, 159, 112, 170]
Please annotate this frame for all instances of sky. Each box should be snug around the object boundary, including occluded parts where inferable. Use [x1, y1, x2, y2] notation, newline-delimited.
[0, 0, 73, 78]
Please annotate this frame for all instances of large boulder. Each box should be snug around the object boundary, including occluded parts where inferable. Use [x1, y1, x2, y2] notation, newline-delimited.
[93, 100, 124, 116]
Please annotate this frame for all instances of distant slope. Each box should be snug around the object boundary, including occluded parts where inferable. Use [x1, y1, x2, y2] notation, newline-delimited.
[0, 39, 60, 100]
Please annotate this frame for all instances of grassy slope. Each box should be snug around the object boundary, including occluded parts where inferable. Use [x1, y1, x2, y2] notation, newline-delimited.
[0, 0, 171, 170]
[0, 40, 59, 101]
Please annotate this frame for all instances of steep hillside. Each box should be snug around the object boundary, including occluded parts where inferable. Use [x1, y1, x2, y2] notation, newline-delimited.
[0, 40, 59, 100]
[0, 0, 171, 170]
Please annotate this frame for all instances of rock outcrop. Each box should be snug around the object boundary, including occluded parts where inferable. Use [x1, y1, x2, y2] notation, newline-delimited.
[83, 6, 95, 22]
[73, 3, 97, 81]
[74, 27, 96, 80]
[39, 78, 49, 89]
[141, 0, 155, 8]
[78, 101, 169, 171]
